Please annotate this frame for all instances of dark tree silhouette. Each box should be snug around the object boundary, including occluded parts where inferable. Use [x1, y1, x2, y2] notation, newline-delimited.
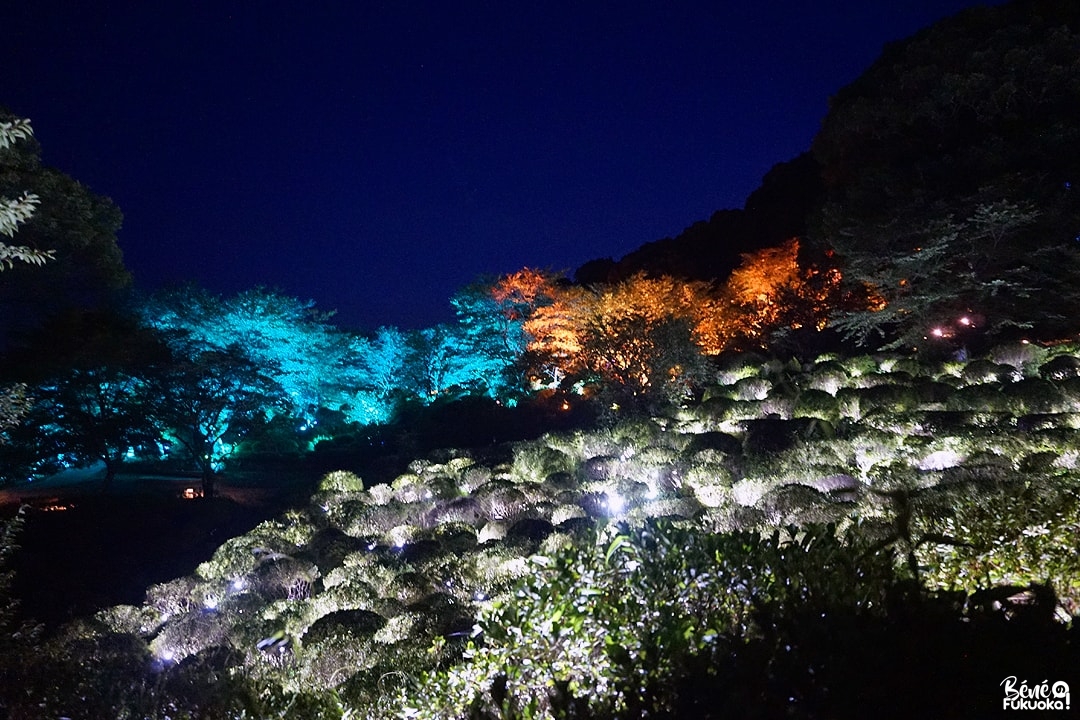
[0, 107, 129, 348]
[6, 309, 169, 489]
[813, 0, 1080, 349]
[149, 342, 284, 497]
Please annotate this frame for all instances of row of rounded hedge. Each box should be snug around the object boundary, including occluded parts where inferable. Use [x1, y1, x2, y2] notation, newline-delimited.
[2, 344, 1079, 717]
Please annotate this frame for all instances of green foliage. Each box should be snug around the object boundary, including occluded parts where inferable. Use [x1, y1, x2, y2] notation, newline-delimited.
[16, 7, 1080, 715]
[1040, 353, 1080, 381]
[0, 508, 36, 642]
[917, 472, 1080, 615]
[829, 203, 1050, 350]
[510, 444, 575, 483]
[989, 342, 1048, 374]
[0, 118, 33, 150]
[396, 522, 903, 720]
[0, 115, 50, 446]
[0, 508, 43, 717]
[8, 346, 1080, 716]
[318, 469, 367, 494]
[792, 388, 840, 421]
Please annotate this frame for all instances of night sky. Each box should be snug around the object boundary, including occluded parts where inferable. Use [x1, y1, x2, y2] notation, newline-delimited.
[4, 1, 1003, 331]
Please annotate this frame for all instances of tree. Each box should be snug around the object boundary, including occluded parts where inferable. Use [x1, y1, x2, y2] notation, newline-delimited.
[0, 116, 51, 436]
[696, 238, 846, 355]
[826, 197, 1070, 351]
[12, 309, 170, 488]
[449, 279, 532, 399]
[519, 273, 712, 406]
[521, 284, 590, 389]
[336, 326, 413, 425]
[0, 108, 128, 347]
[403, 325, 473, 401]
[812, 1, 1080, 348]
[141, 286, 347, 421]
[579, 274, 712, 404]
[0, 117, 50, 270]
[149, 342, 285, 497]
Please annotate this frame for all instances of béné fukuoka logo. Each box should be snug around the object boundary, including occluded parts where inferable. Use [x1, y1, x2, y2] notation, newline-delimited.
[1001, 676, 1071, 711]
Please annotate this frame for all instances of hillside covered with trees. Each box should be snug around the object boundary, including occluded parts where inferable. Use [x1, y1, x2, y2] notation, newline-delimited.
[2, 1, 1080, 717]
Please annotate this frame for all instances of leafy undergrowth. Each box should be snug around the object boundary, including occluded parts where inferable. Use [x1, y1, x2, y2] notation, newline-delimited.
[3, 344, 1080, 718]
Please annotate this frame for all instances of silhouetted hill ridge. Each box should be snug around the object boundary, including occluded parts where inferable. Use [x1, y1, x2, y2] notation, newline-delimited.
[575, 152, 824, 286]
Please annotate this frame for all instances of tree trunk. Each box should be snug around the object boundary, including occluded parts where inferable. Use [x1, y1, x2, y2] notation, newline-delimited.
[102, 456, 118, 493]
[201, 466, 216, 499]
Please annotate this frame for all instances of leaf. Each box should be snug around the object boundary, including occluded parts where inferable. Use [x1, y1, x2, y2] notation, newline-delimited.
[604, 535, 631, 565]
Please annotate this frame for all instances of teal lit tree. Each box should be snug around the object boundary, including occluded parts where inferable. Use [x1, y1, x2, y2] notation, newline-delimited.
[335, 326, 413, 425]
[141, 286, 348, 421]
[148, 341, 285, 497]
[405, 324, 473, 400]
[449, 280, 529, 399]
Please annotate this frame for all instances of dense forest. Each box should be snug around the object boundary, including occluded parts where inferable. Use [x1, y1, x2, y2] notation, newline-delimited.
[2, 1, 1080, 717]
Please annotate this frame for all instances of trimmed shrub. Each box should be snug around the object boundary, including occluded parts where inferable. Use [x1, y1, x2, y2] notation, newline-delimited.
[794, 388, 840, 421]
[803, 362, 848, 395]
[968, 361, 1013, 386]
[945, 383, 1008, 413]
[300, 609, 388, 689]
[989, 342, 1048, 375]
[757, 484, 848, 526]
[730, 376, 772, 401]
[149, 607, 230, 662]
[250, 556, 319, 601]
[298, 528, 370, 574]
[318, 470, 366, 494]
[856, 383, 922, 413]
[1040, 353, 1080, 381]
[1002, 378, 1067, 414]
[472, 480, 529, 522]
[422, 496, 485, 527]
[511, 443, 575, 483]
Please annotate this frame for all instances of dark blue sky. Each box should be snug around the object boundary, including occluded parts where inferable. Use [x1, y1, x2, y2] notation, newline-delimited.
[4, 1, 1003, 330]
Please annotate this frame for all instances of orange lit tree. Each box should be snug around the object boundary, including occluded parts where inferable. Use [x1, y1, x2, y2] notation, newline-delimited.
[698, 239, 845, 354]
[497, 240, 847, 404]
[518, 273, 712, 404]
